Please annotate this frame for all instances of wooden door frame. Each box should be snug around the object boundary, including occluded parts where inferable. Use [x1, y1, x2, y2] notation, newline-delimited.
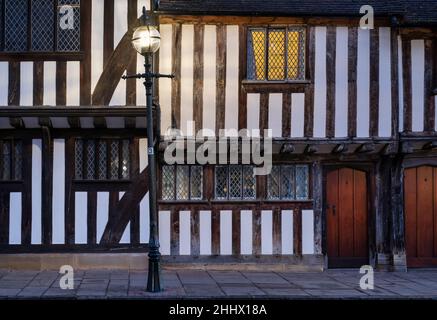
[402, 156, 437, 268]
[321, 162, 376, 269]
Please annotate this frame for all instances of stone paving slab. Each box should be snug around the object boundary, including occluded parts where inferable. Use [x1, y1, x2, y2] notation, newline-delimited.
[0, 269, 436, 299]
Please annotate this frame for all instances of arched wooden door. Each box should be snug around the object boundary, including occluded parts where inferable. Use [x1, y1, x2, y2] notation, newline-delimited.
[326, 168, 369, 268]
[404, 166, 437, 267]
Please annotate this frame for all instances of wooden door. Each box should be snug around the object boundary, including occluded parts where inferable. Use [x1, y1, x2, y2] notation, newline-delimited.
[326, 168, 369, 268]
[404, 166, 437, 267]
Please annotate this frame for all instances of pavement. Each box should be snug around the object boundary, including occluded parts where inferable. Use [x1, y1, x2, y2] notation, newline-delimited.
[0, 268, 436, 299]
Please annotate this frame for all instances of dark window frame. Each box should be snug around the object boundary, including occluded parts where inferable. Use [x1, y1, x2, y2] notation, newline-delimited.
[266, 164, 311, 201]
[0, 139, 23, 182]
[245, 25, 308, 83]
[0, 0, 84, 61]
[73, 138, 132, 183]
[214, 165, 257, 201]
[160, 165, 204, 201]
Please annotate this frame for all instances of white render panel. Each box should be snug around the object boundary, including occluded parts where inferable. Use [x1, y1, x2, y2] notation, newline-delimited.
[313, 27, 327, 137]
[334, 27, 348, 138]
[31, 140, 42, 244]
[378, 28, 392, 137]
[199, 211, 212, 255]
[398, 36, 404, 132]
[20, 62, 33, 106]
[225, 25, 239, 134]
[0, 62, 8, 105]
[180, 24, 195, 136]
[119, 192, 130, 244]
[159, 211, 171, 255]
[261, 210, 273, 255]
[281, 210, 294, 254]
[179, 211, 191, 255]
[91, 0, 104, 92]
[291, 93, 305, 137]
[75, 192, 88, 244]
[203, 25, 217, 136]
[411, 40, 425, 132]
[52, 139, 65, 244]
[9, 193, 22, 245]
[268, 94, 282, 137]
[96, 192, 109, 244]
[220, 210, 232, 255]
[302, 210, 314, 254]
[159, 24, 173, 133]
[43, 62, 56, 106]
[240, 210, 252, 255]
[66, 62, 80, 106]
[356, 28, 370, 137]
[246, 93, 260, 137]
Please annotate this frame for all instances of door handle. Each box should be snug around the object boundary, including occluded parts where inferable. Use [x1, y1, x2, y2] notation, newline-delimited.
[332, 205, 336, 216]
[327, 204, 336, 216]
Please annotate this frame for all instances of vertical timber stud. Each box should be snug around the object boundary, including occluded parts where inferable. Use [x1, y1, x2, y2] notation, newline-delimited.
[41, 127, 53, 245]
[126, 0, 138, 106]
[347, 27, 358, 138]
[391, 155, 406, 270]
[171, 24, 182, 130]
[369, 28, 379, 137]
[402, 39, 412, 133]
[216, 25, 226, 136]
[193, 24, 204, 134]
[391, 26, 400, 137]
[313, 162, 323, 255]
[238, 25, 247, 131]
[424, 39, 435, 132]
[80, 0, 92, 106]
[64, 138, 75, 245]
[375, 158, 392, 270]
[22, 139, 33, 244]
[325, 27, 336, 138]
[304, 26, 315, 137]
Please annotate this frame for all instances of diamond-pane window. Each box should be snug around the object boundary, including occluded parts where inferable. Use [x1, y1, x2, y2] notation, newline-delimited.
[247, 26, 305, 81]
[14, 141, 22, 180]
[190, 166, 203, 200]
[267, 165, 280, 200]
[296, 165, 309, 200]
[4, 0, 28, 52]
[57, 0, 80, 52]
[267, 165, 310, 200]
[75, 139, 130, 181]
[161, 166, 175, 200]
[2, 141, 11, 180]
[281, 165, 295, 200]
[31, 0, 55, 51]
[0, 140, 22, 181]
[110, 140, 119, 180]
[161, 165, 203, 201]
[85, 140, 95, 180]
[121, 140, 130, 179]
[215, 166, 228, 200]
[214, 165, 257, 200]
[97, 141, 107, 180]
[74, 139, 83, 180]
[229, 166, 242, 199]
[243, 166, 256, 200]
[1, 0, 81, 53]
[176, 166, 189, 200]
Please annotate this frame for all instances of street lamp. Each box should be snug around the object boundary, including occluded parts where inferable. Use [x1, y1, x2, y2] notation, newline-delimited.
[123, 6, 173, 293]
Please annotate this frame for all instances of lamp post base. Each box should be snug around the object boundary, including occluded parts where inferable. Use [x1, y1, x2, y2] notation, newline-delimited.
[147, 248, 162, 292]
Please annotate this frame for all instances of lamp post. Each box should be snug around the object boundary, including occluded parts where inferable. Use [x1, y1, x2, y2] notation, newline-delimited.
[123, 6, 173, 293]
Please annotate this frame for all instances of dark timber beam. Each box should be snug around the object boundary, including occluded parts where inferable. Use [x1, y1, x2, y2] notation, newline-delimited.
[100, 168, 149, 245]
[9, 117, 24, 129]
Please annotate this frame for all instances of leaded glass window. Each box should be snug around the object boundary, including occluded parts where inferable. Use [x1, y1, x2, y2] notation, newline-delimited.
[74, 139, 130, 181]
[247, 26, 306, 81]
[1, 0, 81, 53]
[161, 165, 203, 201]
[267, 165, 310, 200]
[0, 140, 23, 181]
[214, 165, 256, 200]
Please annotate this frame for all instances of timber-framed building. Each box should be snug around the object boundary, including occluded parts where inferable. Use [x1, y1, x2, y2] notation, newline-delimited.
[0, 0, 436, 270]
